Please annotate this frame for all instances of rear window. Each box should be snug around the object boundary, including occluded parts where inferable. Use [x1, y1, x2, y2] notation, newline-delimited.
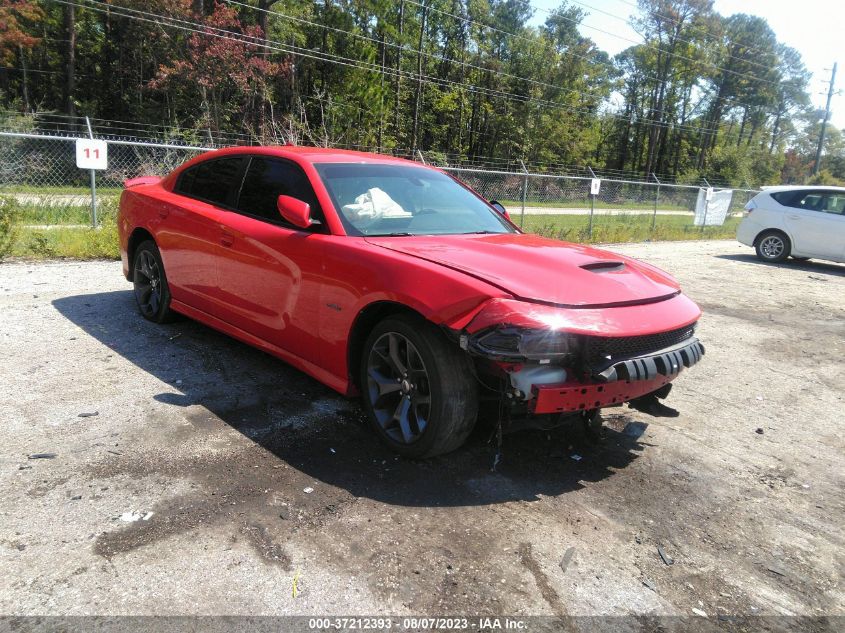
[175, 157, 244, 207]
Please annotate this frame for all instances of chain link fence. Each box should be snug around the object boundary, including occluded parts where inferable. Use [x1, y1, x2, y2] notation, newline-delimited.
[443, 166, 758, 229]
[1, 131, 758, 239]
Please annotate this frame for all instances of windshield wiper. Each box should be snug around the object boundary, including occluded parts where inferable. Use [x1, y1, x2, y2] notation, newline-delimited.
[373, 231, 414, 237]
[459, 230, 498, 235]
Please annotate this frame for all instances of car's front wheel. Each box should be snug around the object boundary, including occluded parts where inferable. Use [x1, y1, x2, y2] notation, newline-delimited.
[133, 240, 175, 323]
[360, 314, 478, 458]
[755, 230, 790, 263]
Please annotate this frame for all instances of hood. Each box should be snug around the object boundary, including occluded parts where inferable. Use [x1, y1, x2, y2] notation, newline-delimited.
[365, 233, 681, 308]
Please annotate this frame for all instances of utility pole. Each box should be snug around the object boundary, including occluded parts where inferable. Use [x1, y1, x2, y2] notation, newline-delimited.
[814, 62, 837, 175]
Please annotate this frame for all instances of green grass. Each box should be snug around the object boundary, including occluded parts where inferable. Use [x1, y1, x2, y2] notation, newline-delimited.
[17, 202, 94, 225]
[8, 198, 120, 259]
[499, 199, 691, 211]
[8, 213, 738, 261]
[12, 224, 120, 259]
[520, 213, 741, 243]
[1, 185, 123, 195]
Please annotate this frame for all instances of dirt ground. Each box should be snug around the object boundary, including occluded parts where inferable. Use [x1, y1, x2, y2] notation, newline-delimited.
[1, 240, 843, 626]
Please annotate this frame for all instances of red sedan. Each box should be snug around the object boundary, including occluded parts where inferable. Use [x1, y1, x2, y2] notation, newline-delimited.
[118, 146, 703, 457]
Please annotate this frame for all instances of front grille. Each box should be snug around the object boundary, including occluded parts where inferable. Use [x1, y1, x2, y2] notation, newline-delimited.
[581, 323, 697, 368]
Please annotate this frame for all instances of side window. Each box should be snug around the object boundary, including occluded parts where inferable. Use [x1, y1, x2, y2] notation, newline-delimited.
[794, 192, 823, 211]
[236, 157, 323, 228]
[175, 157, 244, 207]
[820, 194, 845, 215]
[772, 189, 824, 211]
[771, 191, 798, 206]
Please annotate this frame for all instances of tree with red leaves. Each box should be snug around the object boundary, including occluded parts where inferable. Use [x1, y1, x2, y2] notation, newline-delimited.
[149, 2, 290, 141]
[0, 0, 42, 64]
[0, 0, 42, 110]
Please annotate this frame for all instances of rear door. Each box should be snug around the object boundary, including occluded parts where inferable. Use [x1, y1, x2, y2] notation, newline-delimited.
[158, 156, 245, 314]
[778, 190, 842, 258]
[817, 193, 845, 261]
[214, 156, 328, 362]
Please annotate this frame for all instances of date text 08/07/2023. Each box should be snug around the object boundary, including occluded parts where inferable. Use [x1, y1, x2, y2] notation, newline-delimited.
[307, 616, 529, 630]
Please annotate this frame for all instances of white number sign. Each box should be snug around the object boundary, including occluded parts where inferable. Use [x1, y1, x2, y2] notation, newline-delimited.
[75, 139, 108, 170]
[590, 178, 601, 196]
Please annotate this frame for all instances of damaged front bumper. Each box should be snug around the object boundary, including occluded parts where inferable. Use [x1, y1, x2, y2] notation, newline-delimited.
[452, 296, 704, 416]
[530, 338, 704, 414]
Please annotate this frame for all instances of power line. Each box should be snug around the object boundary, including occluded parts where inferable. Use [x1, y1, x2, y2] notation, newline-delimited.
[530, 0, 781, 85]
[396, 0, 676, 88]
[225, 0, 613, 106]
[396, 0, 781, 114]
[560, 0, 778, 74]
[401, 0, 780, 89]
[609, 0, 782, 60]
[234, 0, 698, 120]
[63, 0, 735, 136]
[233, 0, 695, 112]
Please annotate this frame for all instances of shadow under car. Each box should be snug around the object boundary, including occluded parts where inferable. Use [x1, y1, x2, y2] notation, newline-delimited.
[52, 289, 648, 508]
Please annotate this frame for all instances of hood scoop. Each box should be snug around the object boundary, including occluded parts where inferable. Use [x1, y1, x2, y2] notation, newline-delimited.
[580, 260, 626, 273]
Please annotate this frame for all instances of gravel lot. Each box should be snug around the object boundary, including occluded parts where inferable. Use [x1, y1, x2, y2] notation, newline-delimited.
[1, 240, 843, 624]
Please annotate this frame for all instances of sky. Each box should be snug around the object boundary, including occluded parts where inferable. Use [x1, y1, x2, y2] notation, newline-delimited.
[529, 0, 843, 128]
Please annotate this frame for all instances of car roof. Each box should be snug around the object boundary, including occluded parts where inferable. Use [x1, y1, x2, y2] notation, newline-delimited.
[760, 184, 845, 194]
[207, 144, 420, 166]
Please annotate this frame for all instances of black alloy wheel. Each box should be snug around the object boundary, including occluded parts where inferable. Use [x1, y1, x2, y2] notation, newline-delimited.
[133, 240, 174, 323]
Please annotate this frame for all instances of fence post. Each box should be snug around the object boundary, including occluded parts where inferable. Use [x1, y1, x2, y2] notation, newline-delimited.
[650, 172, 660, 231]
[85, 117, 97, 228]
[700, 178, 712, 232]
[587, 167, 597, 239]
[519, 159, 528, 229]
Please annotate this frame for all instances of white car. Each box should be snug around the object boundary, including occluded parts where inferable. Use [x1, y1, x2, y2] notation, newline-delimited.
[737, 186, 845, 264]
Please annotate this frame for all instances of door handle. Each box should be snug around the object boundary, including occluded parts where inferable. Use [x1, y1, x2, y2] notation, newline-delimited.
[787, 215, 799, 220]
[220, 231, 234, 247]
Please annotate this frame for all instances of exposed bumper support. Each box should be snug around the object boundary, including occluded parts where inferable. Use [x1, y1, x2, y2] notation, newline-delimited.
[595, 338, 704, 382]
[529, 338, 704, 415]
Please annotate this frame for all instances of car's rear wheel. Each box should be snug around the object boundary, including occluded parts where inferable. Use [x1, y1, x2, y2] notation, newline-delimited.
[360, 314, 478, 458]
[133, 240, 175, 323]
[755, 231, 790, 263]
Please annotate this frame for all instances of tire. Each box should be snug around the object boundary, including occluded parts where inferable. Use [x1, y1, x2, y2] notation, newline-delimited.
[755, 230, 790, 263]
[132, 240, 175, 323]
[360, 313, 478, 458]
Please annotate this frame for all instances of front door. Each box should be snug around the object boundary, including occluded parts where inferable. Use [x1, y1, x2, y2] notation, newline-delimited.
[214, 156, 328, 362]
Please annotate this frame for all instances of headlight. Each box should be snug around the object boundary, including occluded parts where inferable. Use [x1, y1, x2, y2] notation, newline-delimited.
[469, 326, 577, 362]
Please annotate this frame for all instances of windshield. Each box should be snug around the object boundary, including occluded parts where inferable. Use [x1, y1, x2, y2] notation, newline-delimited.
[314, 163, 517, 236]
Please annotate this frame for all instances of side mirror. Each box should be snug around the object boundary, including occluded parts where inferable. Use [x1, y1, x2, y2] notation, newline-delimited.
[490, 200, 507, 215]
[489, 200, 510, 221]
[277, 195, 313, 229]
